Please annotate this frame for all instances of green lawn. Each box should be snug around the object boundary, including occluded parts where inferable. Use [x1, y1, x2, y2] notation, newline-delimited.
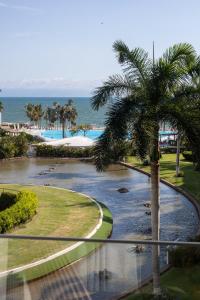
[0, 184, 102, 269]
[126, 154, 200, 202]
[123, 154, 200, 299]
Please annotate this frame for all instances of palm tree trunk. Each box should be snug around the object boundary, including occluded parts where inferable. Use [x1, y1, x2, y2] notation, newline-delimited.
[176, 133, 181, 177]
[62, 122, 65, 138]
[150, 124, 161, 296]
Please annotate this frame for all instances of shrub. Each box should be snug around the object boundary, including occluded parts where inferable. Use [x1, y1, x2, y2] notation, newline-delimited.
[0, 190, 38, 233]
[13, 133, 29, 156]
[182, 151, 193, 161]
[143, 159, 150, 166]
[0, 133, 30, 159]
[35, 145, 94, 158]
[160, 147, 177, 154]
[0, 192, 17, 211]
[169, 235, 200, 267]
[0, 137, 16, 159]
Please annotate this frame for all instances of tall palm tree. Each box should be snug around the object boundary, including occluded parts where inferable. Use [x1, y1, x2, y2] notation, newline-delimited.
[65, 99, 77, 129]
[0, 101, 4, 125]
[25, 104, 44, 128]
[25, 103, 35, 125]
[91, 41, 198, 295]
[44, 104, 58, 129]
[57, 100, 77, 138]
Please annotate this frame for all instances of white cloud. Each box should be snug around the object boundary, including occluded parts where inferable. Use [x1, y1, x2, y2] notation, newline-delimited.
[0, 1, 41, 14]
[0, 78, 102, 91]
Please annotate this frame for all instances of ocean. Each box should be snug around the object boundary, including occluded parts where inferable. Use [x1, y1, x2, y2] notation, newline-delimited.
[0, 97, 108, 127]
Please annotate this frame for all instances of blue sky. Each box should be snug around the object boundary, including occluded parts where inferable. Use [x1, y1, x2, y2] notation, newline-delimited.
[1, 0, 200, 96]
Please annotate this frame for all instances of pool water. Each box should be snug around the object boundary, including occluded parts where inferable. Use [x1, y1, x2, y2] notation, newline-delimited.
[41, 129, 104, 140]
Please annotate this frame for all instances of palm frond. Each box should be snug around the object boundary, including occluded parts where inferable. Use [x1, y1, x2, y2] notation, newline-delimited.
[113, 40, 151, 82]
[91, 74, 134, 110]
[93, 96, 141, 170]
[162, 43, 196, 65]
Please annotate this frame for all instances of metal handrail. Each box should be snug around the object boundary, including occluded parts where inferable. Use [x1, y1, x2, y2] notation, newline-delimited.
[0, 187, 18, 193]
[0, 234, 200, 247]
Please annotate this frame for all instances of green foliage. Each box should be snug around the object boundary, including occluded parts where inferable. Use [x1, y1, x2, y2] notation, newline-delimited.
[13, 133, 29, 156]
[169, 235, 200, 267]
[35, 145, 94, 158]
[143, 159, 150, 166]
[0, 190, 38, 233]
[0, 136, 16, 158]
[0, 192, 17, 211]
[91, 40, 200, 172]
[182, 151, 193, 161]
[23, 132, 44, 143]
[0, 133, 30, 159]
[161, 147, 177, 154]
[0, 128, 7, 137]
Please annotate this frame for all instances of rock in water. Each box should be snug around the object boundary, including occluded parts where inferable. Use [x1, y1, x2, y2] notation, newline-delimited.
[117, 188, 129, 193]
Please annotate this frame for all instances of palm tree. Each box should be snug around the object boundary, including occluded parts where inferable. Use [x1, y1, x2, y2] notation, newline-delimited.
[57, 100, 77, 138]
[65, 99, 77, 129]
[0, 101, 3, 125]
[25, 103, 35, 125]
[91, 41, 198, 296]
[44, 104, 58, 129]
[25, 104, 44, 128]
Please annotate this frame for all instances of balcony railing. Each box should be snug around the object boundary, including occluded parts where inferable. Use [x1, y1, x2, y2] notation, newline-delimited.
[0, 234, 199, 299]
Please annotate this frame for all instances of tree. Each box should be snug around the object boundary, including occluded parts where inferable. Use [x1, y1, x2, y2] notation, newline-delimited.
[25, 104, 44, 128]
[14, 133, 29, 156]
[57, 100, 77, 138]
[70, 124, 91, 136]
[0, 101, 4, 125]
[91, 41, 198, 296]
[44, 103, 59, 129]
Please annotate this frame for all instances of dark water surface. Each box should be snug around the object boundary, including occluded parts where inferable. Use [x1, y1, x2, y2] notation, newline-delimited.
[0, 158, 199, 299]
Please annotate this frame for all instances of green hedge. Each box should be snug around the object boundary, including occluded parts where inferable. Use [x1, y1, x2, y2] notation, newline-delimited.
[0, 192, 17, 211]
[0, 190, 38, 233]
[169, 235, 200, 267]
[182, 151, 193, 161]
[35, 145, 94, 158]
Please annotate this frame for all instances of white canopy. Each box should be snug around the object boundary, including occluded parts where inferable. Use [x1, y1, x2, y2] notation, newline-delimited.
[39, 136, 95, 147]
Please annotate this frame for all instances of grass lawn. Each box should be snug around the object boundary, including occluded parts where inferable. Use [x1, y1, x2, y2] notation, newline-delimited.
[126, 154, 200, 202]
[0, 184, 102, 269]
[123, 154, 200, 299]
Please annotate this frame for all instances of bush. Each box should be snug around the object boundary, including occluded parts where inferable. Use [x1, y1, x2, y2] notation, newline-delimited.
[160, 147, 177, 154]
[143, 159, 150, 166]
[24, 133, 44, 144]
[35, 145, 94, 158]
[0, 133, 30, 159]
[0, 190, 38, 233]
[0, 192, 17, 211]
[182, 151, 193, 161]
[0, 137, 16, 158]
[169, 235, 200, 267]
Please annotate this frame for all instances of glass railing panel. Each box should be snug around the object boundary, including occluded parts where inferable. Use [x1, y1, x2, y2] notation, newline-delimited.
[0, 237, 199, 299]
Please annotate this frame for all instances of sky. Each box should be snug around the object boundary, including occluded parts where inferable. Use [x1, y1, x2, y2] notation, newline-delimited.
[1, 0, 200, 97]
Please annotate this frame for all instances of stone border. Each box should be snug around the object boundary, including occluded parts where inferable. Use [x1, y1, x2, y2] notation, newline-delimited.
[0, 186, 104, 278]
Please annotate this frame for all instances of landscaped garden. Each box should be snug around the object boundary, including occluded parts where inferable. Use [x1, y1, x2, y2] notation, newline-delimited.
[0, 184, 112, 273]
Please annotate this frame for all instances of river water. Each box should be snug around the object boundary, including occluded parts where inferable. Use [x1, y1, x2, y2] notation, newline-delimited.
[0, 158, 199, 299]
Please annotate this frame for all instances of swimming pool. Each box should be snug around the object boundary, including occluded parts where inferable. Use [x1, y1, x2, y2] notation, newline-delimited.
[41, 129, 104, 140]
[41, 129, 177, 140]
